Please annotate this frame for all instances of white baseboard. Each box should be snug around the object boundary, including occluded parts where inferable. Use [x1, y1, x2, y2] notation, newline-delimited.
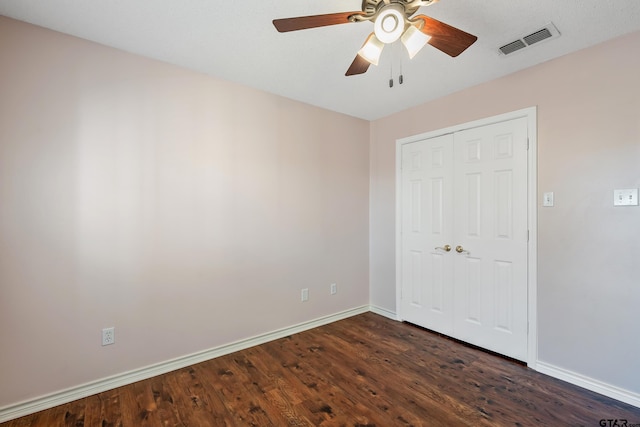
[8, 307, 636, 423]
[0, 305, 369, 423]
[369, 305, 399, 321]
[536, 361, 640, 408]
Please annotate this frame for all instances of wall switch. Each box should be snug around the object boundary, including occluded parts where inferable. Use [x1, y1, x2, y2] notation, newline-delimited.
[613, 188, 638, 206]
[102, 327, 115, 346]
[301, 288, 309, 302]
[330, 283, 337, 295]
[542, 192, 554, 207]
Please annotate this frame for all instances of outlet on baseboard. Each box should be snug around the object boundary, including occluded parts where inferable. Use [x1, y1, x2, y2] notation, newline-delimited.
[330, 283, 337, 295]
[301, 288, 309, 302]
[102, 327, 115, 346]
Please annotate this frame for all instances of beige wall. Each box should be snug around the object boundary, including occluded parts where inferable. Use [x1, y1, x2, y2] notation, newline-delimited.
[2, 12, 639, 413]
[370, 31, 640, 394]
[0, 17, 370, 407]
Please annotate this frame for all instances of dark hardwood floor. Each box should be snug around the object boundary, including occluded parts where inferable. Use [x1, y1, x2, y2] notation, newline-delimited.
[3, 312, 640, 426]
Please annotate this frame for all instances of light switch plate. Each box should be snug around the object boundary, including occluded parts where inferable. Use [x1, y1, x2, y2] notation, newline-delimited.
[542, 192, 554, 207]
[613, 188, 638, 206]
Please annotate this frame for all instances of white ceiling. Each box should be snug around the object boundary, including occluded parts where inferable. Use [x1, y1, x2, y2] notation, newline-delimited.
[1, 0, 640, 120]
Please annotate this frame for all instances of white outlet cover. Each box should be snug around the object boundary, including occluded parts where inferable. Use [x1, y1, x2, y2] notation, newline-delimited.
[102, 327, 115, 346]
[614, 188, 638, 206]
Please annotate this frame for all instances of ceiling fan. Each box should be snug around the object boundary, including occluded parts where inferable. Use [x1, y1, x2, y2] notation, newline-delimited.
[273, 0, 477, 76]
[273, 0, 478, 76]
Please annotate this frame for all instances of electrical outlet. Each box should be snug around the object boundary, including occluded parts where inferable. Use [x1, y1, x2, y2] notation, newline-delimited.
[102, 327, 115, 346]
[301, 288, 309, 302]
[330, 283, 337, 295]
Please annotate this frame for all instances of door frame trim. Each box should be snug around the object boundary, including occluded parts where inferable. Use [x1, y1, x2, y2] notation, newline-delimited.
[394, 107, 538, 368]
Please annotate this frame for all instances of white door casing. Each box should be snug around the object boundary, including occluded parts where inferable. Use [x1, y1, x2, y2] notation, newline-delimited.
[396, 109, 537, 365]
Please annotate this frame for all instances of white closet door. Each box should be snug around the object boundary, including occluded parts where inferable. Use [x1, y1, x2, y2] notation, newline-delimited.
[452, 117, 529, 361]
[400, 134, 454, 335]
[399, 116, 529, 362]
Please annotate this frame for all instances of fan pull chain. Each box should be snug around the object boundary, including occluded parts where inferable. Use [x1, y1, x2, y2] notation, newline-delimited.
[389, 56, 394, 88]
[399, 45, 404, 85]
[388, 42, 404, 88]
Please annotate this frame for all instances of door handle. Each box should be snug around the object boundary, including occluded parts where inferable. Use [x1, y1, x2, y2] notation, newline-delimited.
[435, 245, 452, 252]
[455, 245, 470, 255]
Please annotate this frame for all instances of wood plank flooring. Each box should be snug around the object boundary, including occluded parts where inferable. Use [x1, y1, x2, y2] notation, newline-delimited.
[3, 312, 640, 426]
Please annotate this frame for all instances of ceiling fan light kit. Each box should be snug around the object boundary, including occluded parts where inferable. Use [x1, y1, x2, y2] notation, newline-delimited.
[273, 0, 477, 76]
[358, 34, 385, 66]
[373, 4, 406, 43]
[401, 24, 432, 59]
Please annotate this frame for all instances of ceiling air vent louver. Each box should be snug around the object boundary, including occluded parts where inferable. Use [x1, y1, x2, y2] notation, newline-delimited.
[523, 27, 553, 46]
[499, 39, 527, 55]
[499, 23, 560, 56]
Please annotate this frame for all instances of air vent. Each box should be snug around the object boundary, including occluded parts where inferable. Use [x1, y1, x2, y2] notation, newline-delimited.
[499, 23, 560, 56]
[499, 40, 527, 55]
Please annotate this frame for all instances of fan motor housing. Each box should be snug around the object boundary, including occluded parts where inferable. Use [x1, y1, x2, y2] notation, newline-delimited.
[361, 0, 437, 17]
[362, 0, 385, 16]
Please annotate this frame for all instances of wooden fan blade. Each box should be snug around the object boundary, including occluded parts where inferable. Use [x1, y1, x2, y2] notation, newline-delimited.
[414, 15, 477, 57]
[273, 11, 363, 33]
[345, 54, 371, 76]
